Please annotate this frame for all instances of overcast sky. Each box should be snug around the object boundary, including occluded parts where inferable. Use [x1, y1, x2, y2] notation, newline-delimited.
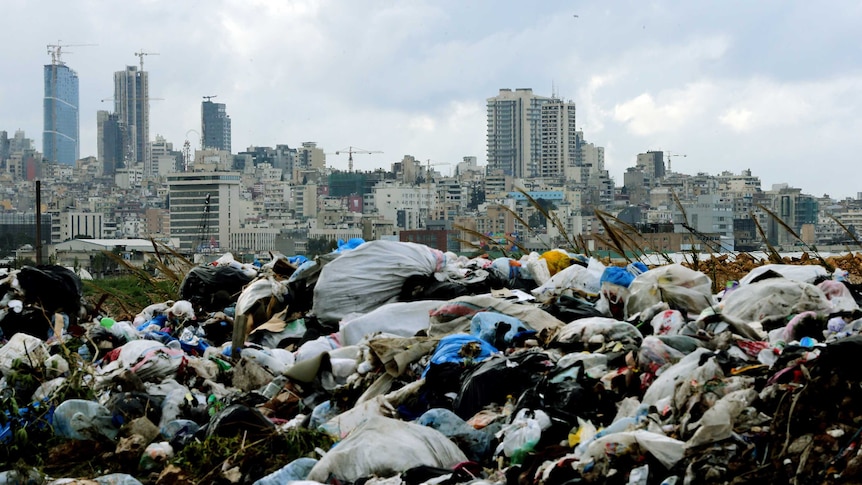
[3, 1, 862, 199]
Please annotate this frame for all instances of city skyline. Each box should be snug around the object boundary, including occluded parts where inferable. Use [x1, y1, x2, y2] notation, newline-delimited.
[2, 1, 862, 198]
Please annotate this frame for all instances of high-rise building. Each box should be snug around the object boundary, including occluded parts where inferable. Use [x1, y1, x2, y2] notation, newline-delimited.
[539, 98, 577, 179]
[167, 171, 241, 252]
[43, 63, 80, 164]
[486, 88, 551, 178]
[113, 65, 150, 170]
[0, 131, 9, 162]
[97, 110, 124, 176]
[636, 151, 665, 184]
[201, 100, 231, 152]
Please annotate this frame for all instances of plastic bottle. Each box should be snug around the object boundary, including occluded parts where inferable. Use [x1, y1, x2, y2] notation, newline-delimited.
[502, 395, 516, 417]
[261, 375, 288, 399]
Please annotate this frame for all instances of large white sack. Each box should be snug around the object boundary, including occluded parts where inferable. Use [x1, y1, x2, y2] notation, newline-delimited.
[721, 278, 832, 322]
[312, 241, 446, 322]
[306, 415, 467, 483]
[339, 300, 441, 346]
[738, 264, 828, 286]
[625, 264, 714, 319]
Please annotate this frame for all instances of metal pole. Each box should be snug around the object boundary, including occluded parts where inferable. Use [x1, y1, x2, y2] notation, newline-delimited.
[35, 180, 42, 265]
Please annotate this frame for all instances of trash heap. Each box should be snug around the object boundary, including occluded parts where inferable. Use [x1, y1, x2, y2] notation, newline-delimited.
[1, 241, 862, 484]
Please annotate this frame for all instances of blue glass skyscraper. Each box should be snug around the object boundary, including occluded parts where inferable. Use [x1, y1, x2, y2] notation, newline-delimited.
[43, 63, 80, 164]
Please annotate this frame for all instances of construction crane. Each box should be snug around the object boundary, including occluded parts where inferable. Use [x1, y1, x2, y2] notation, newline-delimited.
[203, 95, 218, 102]
[197, 193, 212, 253]
[47, 41, 96, 65]
[335, 146, 383, 172]
[665, 151, 687, 173]
[134, 49, 159, 72]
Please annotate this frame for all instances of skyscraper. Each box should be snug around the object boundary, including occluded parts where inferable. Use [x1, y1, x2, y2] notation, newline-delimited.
[43, 63, 80, 164]
[486, 88, 551, 178]
[539, 98, 578, 179]
[113, 65, 150, 170]
[201, 100, 231, 152]
[97, 110, 124, 176]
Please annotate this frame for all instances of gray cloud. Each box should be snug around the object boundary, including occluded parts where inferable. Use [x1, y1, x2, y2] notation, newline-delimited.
[2, 0, 862, 197]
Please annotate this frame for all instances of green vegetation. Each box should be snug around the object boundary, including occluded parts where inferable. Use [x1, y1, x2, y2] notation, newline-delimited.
[173, 427, 333, 482]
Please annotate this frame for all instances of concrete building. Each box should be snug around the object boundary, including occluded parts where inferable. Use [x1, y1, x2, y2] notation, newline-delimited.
[167, 171, 241, 253]
[636, 151, 665, 185]
[43, 62, 79, 164]
[201, 100, 231, 152]
[150, 135, 182, 177]
[113, 65, 150, 170]
[97, 110, 124, 175]
[539, 98, 578, 180]
[486, 88, 551, 178]
[58, 211, 105, 241]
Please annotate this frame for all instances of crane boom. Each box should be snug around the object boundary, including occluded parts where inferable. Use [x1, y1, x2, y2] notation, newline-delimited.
[46, 41, 96, 65]
[335, 146, 383, 172]
[134, 49, 159, 72]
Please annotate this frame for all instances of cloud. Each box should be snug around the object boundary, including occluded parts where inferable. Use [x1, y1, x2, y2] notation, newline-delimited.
[613, 82, 718, 136]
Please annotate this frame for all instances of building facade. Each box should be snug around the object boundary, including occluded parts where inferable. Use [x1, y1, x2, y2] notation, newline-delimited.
[201, 100, 231, 152]
[539, 98, 577, 179]
[43, 63, 80, 164]
[113, 66, 150, 170]
[167, 171, 241, 253]
[486, 88, 551, 179]
[97, 110, 124, 175]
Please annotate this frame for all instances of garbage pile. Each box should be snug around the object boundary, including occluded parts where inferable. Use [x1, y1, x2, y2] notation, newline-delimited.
[1, 242, 862, 484]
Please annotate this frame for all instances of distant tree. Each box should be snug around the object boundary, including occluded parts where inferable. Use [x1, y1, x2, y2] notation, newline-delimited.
[305, 237, 337, 258]
[12, 257, 35, 269]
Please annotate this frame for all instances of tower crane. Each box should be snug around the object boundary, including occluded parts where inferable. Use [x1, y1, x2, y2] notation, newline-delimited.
[665, 151, 687, 173]
[203, 95, 218, 102]
[197, 193, 212, 253]
[134, 49, 159, 72]
[335, 146, 383, 172]
[47, 41, 96, 65]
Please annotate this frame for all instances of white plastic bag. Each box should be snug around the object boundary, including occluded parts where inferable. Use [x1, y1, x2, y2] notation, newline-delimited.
[312, 241, 446, 322]
[339, 300, 440, 346]
[307, 415, 467, 483]
[0, 333, 49, 377]
[625, 265, 714, 319]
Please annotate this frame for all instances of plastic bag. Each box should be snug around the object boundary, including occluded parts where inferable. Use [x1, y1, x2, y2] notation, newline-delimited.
[721, 278, 831, 322]
[739, 264, 828, 285]
[236, 276, 290, 317]
[469, 311, 533, 347]
[552, 317, 643, 350]
[307, 415, 467, 483]
[625, 265, 714, 319]
[531, 258, 606, 303]
[651, 310, 686, 336]
[339, 300, 440, 346]
[582, 430, 685, 470]
[497, 412, 544, 464]
[253, 457, 318, 485]
[0, 332, 49, 377]
[312, 240, 446, 322]
[53, 399, 119, 441]
[685, 388, 758, 448]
